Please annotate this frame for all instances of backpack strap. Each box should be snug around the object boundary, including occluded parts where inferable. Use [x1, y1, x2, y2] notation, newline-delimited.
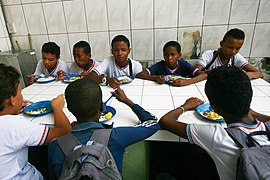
[128, 59, 133, 76]
[58, 133, 82, 156]
[90, 129, 112, 146]
[225, 128, 247, 149]
[202, 50, 219, 71]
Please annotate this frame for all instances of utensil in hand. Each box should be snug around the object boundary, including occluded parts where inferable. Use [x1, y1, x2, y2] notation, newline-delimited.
[103, 94, 113, 114]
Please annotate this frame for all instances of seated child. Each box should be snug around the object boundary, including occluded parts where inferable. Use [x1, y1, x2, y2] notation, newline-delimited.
[58, 40, 99, 79]
[27, 42, 69, 84]
[89, 35, 142, 88]
[136, 41, 207, 87]
[0, 63, 71, 179]
[48, 78, 159, 179]
[195, 28, 263, 79]
[159, 66, 270, 180]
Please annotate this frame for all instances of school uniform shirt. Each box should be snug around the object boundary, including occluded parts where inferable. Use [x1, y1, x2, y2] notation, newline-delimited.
[34, 59, 70, 76]
[48, 104, 159, 180]
[146, 59, 198, 77]
[186, 119, 270, 180]
[92, 56, 142, 77]
[0, 115, 50, 180]
[197, 50, 249, 70]
[69, 59, 99, 74]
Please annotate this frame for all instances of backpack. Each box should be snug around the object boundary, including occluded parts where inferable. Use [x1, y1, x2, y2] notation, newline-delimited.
[57, 129, 122, 180]
[202, 49, 235, 71]
[225, 121, 270, 180]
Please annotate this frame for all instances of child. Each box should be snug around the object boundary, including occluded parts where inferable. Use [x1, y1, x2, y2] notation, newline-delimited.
[0, 63, 71, 179]
[159, 66, 270, 180]
[27, 42, 69, 84]
[89, 35, 142, 88]
[58, 41, 99, 79]
[48, 78, 159, 179]
[195, 28, 263, 79]
[136, 41, 207, 87]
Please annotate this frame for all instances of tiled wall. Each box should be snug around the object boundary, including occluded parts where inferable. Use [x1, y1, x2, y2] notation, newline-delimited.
[0, 0, 270, 68]
[0, 3, 11, 52]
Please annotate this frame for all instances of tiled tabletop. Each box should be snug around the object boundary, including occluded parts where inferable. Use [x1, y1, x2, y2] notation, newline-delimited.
[21, 78, 270, 142]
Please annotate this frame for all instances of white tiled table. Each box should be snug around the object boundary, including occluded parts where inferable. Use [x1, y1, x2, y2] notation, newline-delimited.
[21, 78, 270, 142]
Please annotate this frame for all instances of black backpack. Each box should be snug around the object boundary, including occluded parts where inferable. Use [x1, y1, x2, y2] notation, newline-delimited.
[57, 129, 122, 180]
[225, 121, 270, 180]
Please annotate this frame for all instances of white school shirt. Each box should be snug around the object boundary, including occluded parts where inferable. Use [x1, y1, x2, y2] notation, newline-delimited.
[34, 59, 69, 76]
[0, 115, 49, 180]
[186, 120, 270, 180]
[69, 60, 99, 74]
[93, 56, 142, 77]
[197, 50, 249, 70]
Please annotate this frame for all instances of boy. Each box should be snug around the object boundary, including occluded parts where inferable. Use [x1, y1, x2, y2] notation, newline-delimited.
[48, 78, 159, 179]
[27, 42, 69, 84]
[195, 28, 263, 79]
[0, 63, 71, 179]
[136, 41, 207, 87]
[159, 66, 270, 180]
[89, 35, 142, 88]
[58, 41, 99, 79]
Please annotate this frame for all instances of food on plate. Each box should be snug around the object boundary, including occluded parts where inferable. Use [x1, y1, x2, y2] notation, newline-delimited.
[101, 112, 113, 120]
[121, 76, 132, 82]
[68, 76, 80, 81]
[203, 111, 223, 120]
[168, 75, 181, 81]
[27, 107, 46, 115]
[39, 74, 45, 77]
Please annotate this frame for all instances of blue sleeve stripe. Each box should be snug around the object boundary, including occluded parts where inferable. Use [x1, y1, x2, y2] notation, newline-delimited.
[186, 124, 194, 144]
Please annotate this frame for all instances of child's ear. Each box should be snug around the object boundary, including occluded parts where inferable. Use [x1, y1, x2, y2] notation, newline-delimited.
[6, 96, 15, 106]
[220, 40, 223, 47]
[178, 52, 182, 58]
[100, 102, 104, 112]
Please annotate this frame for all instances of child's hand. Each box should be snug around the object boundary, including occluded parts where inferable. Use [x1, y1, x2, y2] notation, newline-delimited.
[181, 97, 204, 111]
[107, 77, 121, 89]
[80, 72, 89, 78]
[20, 99, 33, 113]
[111, 87, 134, 106]
[156, 75, 166, 84]
[172, 79, 191, 87]
[51, 94, 65, 109]
[26, 74, 35, 84]
[57, 70, 67, 80]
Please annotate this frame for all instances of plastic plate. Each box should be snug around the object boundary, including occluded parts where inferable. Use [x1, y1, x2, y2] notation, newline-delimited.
[165, 75, 185, 84]
[196, 103, 225, 123]
[23, 100, 53, 116]
[62, 74, 81, 83]
[36, 75, 56, 83]
[99, 106, 116, 123]
[116, 75, 134, 84]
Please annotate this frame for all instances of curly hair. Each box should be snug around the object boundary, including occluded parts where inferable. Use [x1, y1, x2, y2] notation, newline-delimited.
[42, 42, 60, 58]
[205, 66, 252, 118]
[73, 41, 91, 54]
[223, 28, 245, 42]
[163, 41, 181, 54]
[111, 35, 130, 48]
[0, 64, 21, 111]
[65, 78, 102, 119]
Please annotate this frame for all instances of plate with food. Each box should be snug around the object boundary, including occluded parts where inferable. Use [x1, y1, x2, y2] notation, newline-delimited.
[100, 106, 116, 123]
[116, 75, 134, 84]
[62, 74, 81, 83]
[165, 75, 185, 84]
[23, 100, 53, 116]
[35, 74, 56, 83]
[196, 103, 225, 123]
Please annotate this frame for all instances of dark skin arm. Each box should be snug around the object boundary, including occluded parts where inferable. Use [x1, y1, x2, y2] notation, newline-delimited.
[136, 70, 166, 84]
[243, 64, 264, 79]
[88, 71, 121, 89]
[172, 70, 208, 87]
[250, 109, 270, 123]
[159, 97, 204, 139]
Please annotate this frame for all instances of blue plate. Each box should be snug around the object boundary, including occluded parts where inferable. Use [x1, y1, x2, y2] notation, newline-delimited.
[116, 75, 134, 84]
[196, 103, 225, 123]
[165, 75, 185, 84]
[100, 106, 116, 123]
[23, 100, 53, 116]
[62, 74, 81, 83]
[35, 74, 56, 83]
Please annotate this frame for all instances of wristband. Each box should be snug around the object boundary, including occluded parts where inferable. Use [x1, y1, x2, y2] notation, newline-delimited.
[178, 106, 185, 113]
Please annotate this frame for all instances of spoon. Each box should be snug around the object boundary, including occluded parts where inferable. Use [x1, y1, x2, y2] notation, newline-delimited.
[102, 94, 114, 115]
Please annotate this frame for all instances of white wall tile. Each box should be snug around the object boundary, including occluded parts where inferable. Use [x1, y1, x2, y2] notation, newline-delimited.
[41, 0, 61, 2]
[203, 0, 230, 25]
[29, 34, 49, 60]
[23, 3, 47, 34]
[257, 0, 270, 23]
[63, 0, 87, 33]
[43, 2, 67, 33]
[155, 0, 178, 28]
[230, 0, 259, 24]
[0, 38, 11, 52]
[88, 32, 111, 62]
[155, 28, 177, 61]
[250, 23, 270, 58]
[11, 35, 29, 50]
[2, 0, 21, 5]
[107, 0, 130, 30]
[49, 34, 71, 62]
[201, 26, 227, 53]
[22, 0, 41, 3]
[130, 0, 153, 29]
[179, 0, 204, 27]
[132, 29, 153, 61]
[84, 0, 108, 32]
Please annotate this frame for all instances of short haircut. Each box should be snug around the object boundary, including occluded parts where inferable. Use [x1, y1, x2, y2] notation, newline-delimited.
[111, 35, 130, 48]
[163, 41, 181, 54]
[205, 66, 252, 118]
[42, 42, 60, 58]
[65, 78, 102, 119]
[73, 41, 91, 54]
[0, 63, 21, 111]
[223, 28, 245, 42]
